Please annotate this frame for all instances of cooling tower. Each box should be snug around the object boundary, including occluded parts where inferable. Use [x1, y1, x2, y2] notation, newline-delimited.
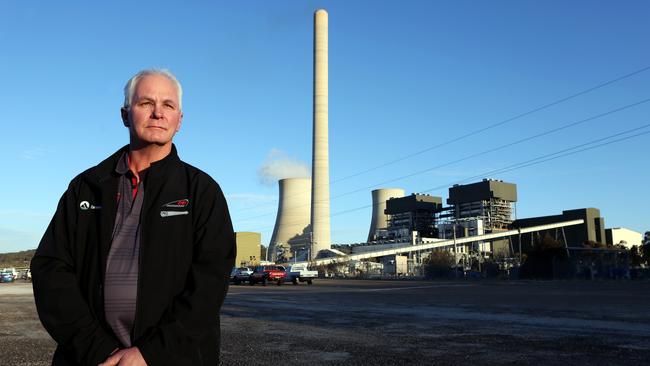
[310, 9, 331, 259]
[367, 188, 405, 242]
[269, 178, 312, 261]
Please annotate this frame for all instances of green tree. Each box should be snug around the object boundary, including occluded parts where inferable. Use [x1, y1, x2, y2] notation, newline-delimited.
[630, 245, 643, 267]
[422, 250, 454, 279]
[520, 232, 569, 279]
[642, 244, 650, 265]
[584, 240, 606, 249]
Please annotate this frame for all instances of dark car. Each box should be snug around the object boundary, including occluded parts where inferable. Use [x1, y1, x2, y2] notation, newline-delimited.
[249, 265, 287, 286]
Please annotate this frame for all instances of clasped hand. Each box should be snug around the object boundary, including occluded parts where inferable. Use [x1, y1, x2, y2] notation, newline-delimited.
[98, 347, 147, 366]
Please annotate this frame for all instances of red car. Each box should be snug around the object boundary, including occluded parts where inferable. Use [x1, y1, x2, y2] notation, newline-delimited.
[249, 265, 287, 286]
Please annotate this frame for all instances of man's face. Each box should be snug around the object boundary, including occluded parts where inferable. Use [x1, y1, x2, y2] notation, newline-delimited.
[121, 74, 183, 148]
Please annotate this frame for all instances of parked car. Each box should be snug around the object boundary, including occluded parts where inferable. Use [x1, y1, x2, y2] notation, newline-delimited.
[249, 265, 287, 286]
[1, 272, 14, 283]
[285, 263, 318, 285]
[230, 267, 253, 285]
[2, 268, 17, 280]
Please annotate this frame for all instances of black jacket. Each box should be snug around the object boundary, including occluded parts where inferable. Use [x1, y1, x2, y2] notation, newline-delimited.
[31, 145, 236, 366]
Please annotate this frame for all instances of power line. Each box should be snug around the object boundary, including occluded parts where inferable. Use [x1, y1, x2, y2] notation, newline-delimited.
[232, 64, 650, 213]
[236, 98, 649, 222]
[422, 124, 650, 193]
[239, 123, 650, 232]
[336, 125, 650, 217]
[331, 98, 650, 199]
[330, 65, 650, 183]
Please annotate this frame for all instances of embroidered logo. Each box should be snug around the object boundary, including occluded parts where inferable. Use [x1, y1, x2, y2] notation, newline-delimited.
[162, 199, 190, 208]
[160, 210, 189, 218]
[80, 201, 102, 210]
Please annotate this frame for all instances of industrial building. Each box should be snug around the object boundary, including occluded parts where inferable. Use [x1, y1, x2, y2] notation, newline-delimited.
[344, 181, 519, 272]
[380, 255, 408, 276]
[384, 193, 442, 239]
[235, 232, 261, 267]
[606, 227, 643, 249]
[344, 179, 620, 277]
[511, 208, 606, 251]
[267, 10, 631, 275]
[445, 179, 517, 230]
[439, 179, 518, 257]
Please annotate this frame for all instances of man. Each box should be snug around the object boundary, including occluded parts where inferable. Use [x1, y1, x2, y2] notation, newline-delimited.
[31, 69, 236, 366]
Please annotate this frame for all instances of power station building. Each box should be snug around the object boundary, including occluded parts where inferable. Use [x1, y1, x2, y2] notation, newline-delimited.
[384, 194, 443, 239]
[264, 9, 628, 278]
[445, 179, 517, 230]
[328, 175, 616, 277]
[235, 232, 261, 267]
[354, 181, 518, 269]
[511, 208, 606, 251]
[439, 179, 517, 257]
[605, 227, 643, 249]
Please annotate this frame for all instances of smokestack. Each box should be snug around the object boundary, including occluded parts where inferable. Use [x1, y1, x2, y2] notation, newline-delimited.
[269, 178, 312, 261]
[367, 188, 405, 242]
[310, 9, 331, 259]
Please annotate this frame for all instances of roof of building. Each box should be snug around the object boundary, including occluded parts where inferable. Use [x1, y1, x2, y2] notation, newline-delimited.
[447, 179, 517, 205]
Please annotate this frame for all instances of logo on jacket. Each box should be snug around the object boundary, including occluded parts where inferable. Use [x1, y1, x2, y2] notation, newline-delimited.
[160, 210, 189, 218]
[79, 201, 102, 210]
[162, 199, 189, 208]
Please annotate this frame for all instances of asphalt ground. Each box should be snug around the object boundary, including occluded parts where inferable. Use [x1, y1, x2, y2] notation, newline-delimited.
[2, 279, 649, 365]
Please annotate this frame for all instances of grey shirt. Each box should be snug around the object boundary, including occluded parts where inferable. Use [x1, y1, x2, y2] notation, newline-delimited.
[104, 152, 145, 347]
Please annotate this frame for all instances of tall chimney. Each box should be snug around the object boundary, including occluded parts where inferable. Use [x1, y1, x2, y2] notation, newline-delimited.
[310, 9, 331, 259]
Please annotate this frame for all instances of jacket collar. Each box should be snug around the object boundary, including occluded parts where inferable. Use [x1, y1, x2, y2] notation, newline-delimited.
[87, 144, 181, 184]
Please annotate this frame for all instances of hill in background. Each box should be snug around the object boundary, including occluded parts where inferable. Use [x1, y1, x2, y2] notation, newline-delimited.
[0, 249, 36, 268]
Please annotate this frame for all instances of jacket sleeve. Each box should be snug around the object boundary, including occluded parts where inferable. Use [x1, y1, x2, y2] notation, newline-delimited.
[135, 179, 236, 365]
[31, 180, 120, 366]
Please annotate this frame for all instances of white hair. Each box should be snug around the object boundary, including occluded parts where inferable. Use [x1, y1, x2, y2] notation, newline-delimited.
[123, 68, 183, 110]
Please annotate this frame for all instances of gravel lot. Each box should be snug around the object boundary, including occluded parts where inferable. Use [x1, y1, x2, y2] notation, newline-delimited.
[2, 279, 649, 365]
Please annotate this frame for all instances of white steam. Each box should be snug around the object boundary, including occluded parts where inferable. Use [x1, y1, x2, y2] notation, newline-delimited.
[257, 148, 310, 185]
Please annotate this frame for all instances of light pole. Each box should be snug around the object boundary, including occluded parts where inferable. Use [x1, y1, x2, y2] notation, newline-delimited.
[309, 231, 314, 261]
[266, 244, 270, 263]
[453, 223, 458, 278]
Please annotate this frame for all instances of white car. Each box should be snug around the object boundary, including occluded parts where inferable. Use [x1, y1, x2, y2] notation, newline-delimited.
[230, 267, 253, 285]
[285, 264, 318, 285]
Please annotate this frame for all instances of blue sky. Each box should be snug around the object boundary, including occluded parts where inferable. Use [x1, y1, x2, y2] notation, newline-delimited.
[1, 0, 649, 252]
